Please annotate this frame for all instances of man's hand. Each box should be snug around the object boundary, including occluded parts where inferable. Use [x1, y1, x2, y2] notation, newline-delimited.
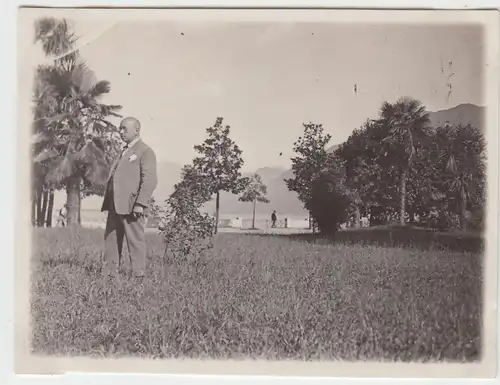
[132, 204, 144, 219]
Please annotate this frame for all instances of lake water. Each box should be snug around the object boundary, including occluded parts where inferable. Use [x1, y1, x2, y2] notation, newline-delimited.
[76, 209, 310, 230]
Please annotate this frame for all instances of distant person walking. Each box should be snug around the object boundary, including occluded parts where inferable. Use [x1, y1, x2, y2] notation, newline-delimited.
[101, 117, 158, 280]
[57, 204, 67, 227]
[271, 210, 277, 228]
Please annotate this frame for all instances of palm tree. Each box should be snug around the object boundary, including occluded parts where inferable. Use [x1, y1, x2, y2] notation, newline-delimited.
[34, 17, 78, 68]
[238, 173, 270, 229]
[378, 97, 431, 225]
[438, 124, 485, 230]
[33, 64, 122, 225]
[32, 17, 122, 226]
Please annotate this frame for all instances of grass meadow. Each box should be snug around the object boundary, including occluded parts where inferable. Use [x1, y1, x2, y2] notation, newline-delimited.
[30, 227, 482, 362]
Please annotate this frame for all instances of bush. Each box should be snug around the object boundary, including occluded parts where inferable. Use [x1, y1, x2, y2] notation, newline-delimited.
[159, 166, 215, 261]
[305, 172, 350, 235]
[467, 204, 485, 231]
[160, 197, 214, 261]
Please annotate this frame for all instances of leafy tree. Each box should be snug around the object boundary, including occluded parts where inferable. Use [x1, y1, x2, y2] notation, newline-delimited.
[404, 159, 436, 224]
[238, 173, 270, 229]
[305, 168, 351, 235]
[32, 17, 122, 226]
[377, 97, 431, 225]
[334, 134, 361, 227]
[335, 119, 400, 226]
[285, 123, 332, 223]
[192, 117, 248, 234]
[335, 121, 379, 227]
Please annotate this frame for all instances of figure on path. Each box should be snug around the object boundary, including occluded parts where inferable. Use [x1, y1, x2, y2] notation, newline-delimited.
[57, 204, 67, 227]
[271, 210, 277, 228]
[101, 117, 158, 280]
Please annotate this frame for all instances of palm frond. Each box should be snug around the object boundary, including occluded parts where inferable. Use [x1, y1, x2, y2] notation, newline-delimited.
[90, 137, 107, 151]
[75, 140, 107, 164]
[70, 62, 100, 94]
[31, 132, 53, 146]
[99, 104, 123, 118]
[83, 164, 110, 187]
[37, 112, 70, 125]
[79, 142, 112, 187]
[33, 148, 59, 163]
[34, 17, 77, 59]
[44, 152, 76, 184]
[88, 80, 111, 98]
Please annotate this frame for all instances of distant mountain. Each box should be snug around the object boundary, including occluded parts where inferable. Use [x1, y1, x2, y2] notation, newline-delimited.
[327, 143, 341, 154]
[428, 103, 485, 133]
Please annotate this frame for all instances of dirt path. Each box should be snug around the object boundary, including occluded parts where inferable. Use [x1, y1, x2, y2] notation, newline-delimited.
[146, 226, 313, 235]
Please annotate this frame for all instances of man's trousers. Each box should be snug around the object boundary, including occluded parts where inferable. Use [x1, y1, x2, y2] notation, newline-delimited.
[103, 203, 147, 278]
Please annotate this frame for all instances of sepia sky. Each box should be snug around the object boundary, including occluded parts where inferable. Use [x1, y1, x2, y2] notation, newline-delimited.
[36, 20, 484, 172]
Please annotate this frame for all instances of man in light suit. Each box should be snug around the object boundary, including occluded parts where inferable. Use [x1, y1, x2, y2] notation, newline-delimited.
[101, 117, 158, 279]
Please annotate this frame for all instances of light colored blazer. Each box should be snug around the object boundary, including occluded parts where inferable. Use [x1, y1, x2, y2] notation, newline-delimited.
[101, 138, 158, 216]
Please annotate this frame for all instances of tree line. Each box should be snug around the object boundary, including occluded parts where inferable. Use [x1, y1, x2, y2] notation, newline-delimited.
[285, 97, 486, 234]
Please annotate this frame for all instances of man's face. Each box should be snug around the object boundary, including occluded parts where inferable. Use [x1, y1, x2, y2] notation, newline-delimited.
[119, 120, 138, 143]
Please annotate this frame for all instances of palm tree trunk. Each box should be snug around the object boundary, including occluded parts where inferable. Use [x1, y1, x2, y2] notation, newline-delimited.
[77, 188, 82, 225]
[36, 185, 43, 227]
[400, 169, 407, 225]
[459, 187, 467, 230]
[31, 189, 37, 226]
[66, 175, 81, 226]
[252, 198, 256, 229]
[40, 188, 49, 228]
[214, 191, 220, 235]
[46, 188, 55, 227]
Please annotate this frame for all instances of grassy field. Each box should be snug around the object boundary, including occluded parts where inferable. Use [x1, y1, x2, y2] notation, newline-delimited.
[30, 227, 482, 362]
[269, 226, 484, 253]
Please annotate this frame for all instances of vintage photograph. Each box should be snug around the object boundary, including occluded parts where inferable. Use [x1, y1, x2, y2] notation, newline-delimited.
[15, 7, 499, 378]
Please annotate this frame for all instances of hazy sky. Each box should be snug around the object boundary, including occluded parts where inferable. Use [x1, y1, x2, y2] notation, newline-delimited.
[43, 20, 484, 172]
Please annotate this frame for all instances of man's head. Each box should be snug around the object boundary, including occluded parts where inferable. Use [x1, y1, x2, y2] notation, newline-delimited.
[119, 117, 141, 144]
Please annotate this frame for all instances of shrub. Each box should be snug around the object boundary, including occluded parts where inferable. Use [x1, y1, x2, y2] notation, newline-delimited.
[159, 165, 215, 261]
[305, 171, 350, 235]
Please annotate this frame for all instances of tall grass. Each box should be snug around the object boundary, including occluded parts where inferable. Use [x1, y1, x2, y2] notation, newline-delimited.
[30, 227, 482, 362]
[265, 226, 484, 253]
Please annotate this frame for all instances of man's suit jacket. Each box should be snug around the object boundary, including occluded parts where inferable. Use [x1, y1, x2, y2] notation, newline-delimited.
[101, 138, 158, 216]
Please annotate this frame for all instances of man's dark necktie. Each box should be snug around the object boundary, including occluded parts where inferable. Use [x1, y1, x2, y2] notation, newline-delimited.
[121, 145, 129, 158]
